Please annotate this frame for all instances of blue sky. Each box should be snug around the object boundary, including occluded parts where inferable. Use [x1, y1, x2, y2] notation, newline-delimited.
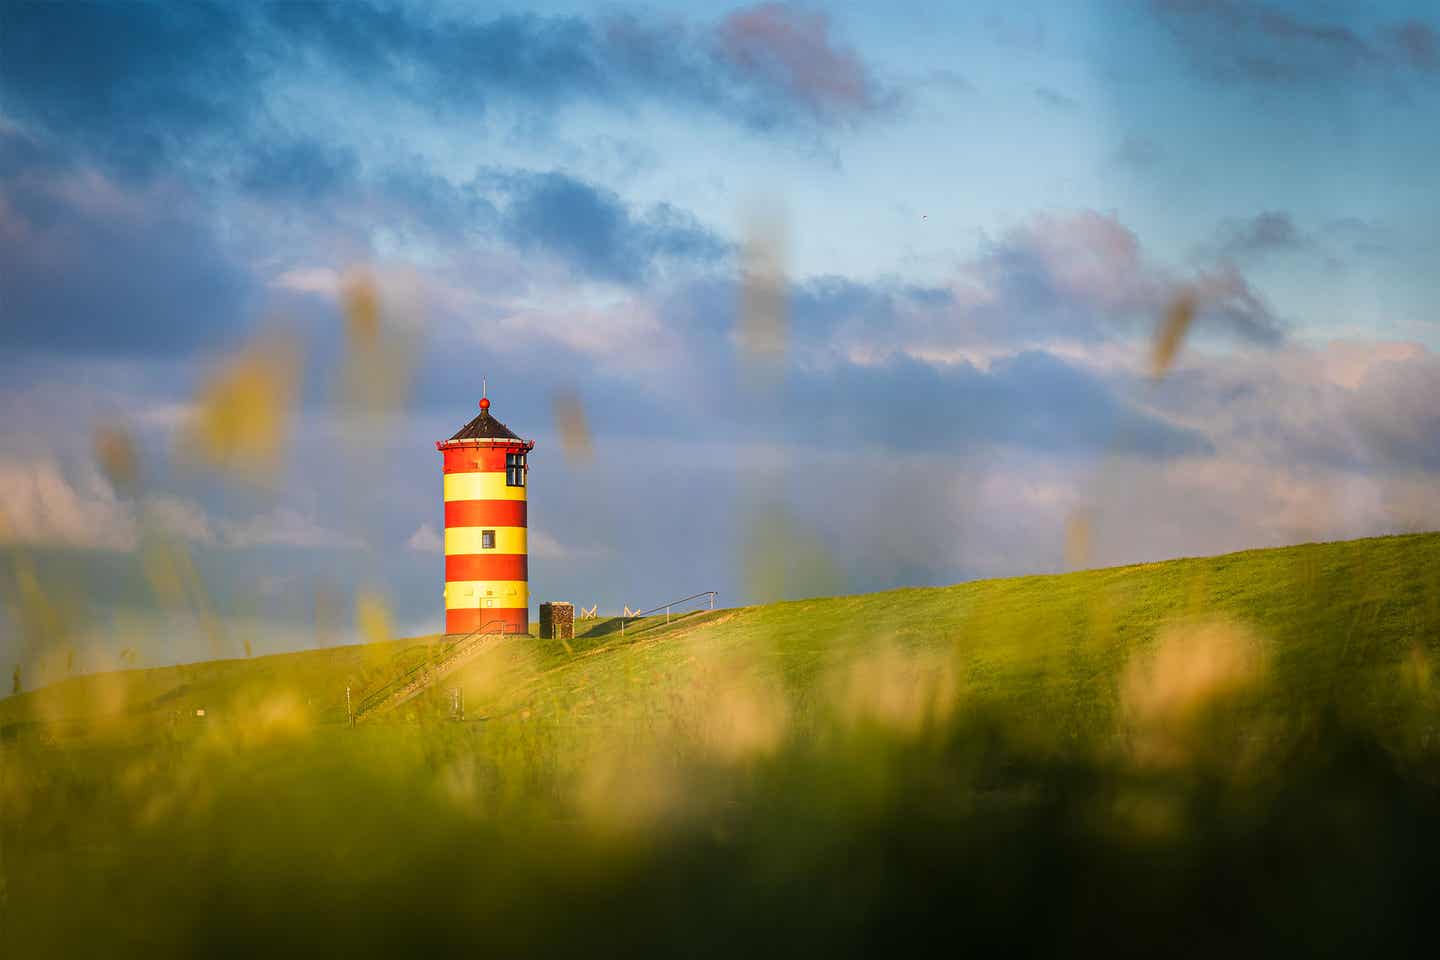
[2, 0, 1438, 677]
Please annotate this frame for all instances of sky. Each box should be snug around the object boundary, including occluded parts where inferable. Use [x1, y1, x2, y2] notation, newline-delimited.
[2, 0, 1438, 677]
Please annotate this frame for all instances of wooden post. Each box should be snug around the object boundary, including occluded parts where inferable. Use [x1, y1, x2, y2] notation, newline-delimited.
[346, 684, 353, 727]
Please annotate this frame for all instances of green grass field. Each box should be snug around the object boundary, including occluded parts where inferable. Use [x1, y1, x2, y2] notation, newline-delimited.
[3, 532, 1439, 955]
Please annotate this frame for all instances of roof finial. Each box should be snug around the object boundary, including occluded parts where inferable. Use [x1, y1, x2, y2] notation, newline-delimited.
[479, 377, 490, 412]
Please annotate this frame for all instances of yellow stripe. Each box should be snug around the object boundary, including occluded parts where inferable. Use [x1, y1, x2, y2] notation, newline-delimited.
[443, 472, 528, 502]
[444, 580, 529, 610]
[444, 526, 527, 556]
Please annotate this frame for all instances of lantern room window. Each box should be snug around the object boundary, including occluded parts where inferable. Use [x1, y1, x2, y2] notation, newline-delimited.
[506, 452, 526, 487]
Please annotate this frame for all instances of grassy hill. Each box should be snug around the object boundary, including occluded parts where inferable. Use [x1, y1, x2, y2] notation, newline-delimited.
[8, 531, 1436, 739]
[3, 532, 1439, 955]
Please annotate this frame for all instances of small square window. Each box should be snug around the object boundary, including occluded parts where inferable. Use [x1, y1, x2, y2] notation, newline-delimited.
[506, 452, 526, 487]
[481, 529, 496, 550]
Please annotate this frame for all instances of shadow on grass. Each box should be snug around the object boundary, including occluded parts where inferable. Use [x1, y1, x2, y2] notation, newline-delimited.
[574, 609, 720, 641]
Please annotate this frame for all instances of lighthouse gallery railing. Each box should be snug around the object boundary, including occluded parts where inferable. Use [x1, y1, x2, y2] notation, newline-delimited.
[619, 591, 718, 636]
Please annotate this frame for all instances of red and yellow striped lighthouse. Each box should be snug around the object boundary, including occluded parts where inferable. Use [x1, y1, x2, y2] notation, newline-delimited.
[436, 393, 534, 635]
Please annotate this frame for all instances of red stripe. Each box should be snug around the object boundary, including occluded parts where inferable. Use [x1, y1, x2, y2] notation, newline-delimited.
[446, 607, 527, 636]
[441, 447, 526, 474]
[444, 500, 527, 528]
[445, 554, 528, 581]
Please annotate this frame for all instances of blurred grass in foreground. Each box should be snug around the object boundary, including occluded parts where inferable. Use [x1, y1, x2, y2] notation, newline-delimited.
[2, 532, 1439, 955]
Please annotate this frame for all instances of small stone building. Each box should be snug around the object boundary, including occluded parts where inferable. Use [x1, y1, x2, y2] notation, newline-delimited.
[539, 602, 574, 641]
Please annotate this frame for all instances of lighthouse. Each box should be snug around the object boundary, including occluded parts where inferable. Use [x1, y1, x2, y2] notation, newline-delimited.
[436, 392, 534, 636]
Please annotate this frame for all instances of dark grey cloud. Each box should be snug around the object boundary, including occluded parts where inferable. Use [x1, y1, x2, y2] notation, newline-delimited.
[237, 139, 360, 203]
[1150, 344, 1440, 473]
[1206, 209, 1402, 276]
[1219, 210, 1301, 253]
[276, 1, 889, 129]
[0, 1, 265, 175]
[1319, 216, 1394, 258]
[1210, 210, 1305, 263]
[0, 1, 890, 189]
[1034, 86, 1079, 110]
[966, 212, 1284, 345]
[0, 1, 869, 308]
[775, 352, 1211, 459]
[707, 3, 887, 122]
[265, 4, 607, 108]
[1111, 133, 1165, 171]
[1148, 0, 1439, 86]
[493, 171, 728, 285]
[0, 108, 728, 363]
[275, 203, 1280, 451]
[589, 269, 1211, 460]
[1188, 262, 1283, 344]
[788, 275, 952, 339]
[500, 348, 1204, 463]
[399, 256, 1208, 463]
[1349, 353, 1440, 471]
[984, 13, 1048, 53]
[0, 128, 250, 356]
[1389, 20, 1440, 73]
[232, 154, 723, 285]
[657, 211, 1285, 369]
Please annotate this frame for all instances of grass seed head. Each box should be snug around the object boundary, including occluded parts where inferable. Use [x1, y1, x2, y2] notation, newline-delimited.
[829, 644, 960, 739]
[342, 271, 381, 346]
[93, 424, 140, 497]
[1064, 508, 1093, 570]
[180, 333, 302, 481]
[551, 389, 594, 466]
[1151, 288, 1197, 380]
[736, 205, 790, 388]
[681, 649, 790, 762]
[1121, 618, 1266, 767]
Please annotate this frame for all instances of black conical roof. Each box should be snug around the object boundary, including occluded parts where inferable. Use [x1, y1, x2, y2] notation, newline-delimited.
[449, 407, 521, 441]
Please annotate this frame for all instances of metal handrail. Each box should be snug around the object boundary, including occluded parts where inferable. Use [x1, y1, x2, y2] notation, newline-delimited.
[620, 591, 717, 635]
[351, 618, 513, 720]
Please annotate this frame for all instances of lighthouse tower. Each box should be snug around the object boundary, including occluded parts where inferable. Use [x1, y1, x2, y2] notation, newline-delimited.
[436, 392, 534, 636]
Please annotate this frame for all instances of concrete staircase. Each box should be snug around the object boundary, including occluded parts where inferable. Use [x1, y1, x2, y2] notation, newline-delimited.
[352, 621, 511, 723]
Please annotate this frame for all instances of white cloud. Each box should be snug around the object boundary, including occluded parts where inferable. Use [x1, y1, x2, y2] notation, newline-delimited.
[220, 508, 363, 550]
[0, 374, 196, 461]
[143, 495, 218, 545]
[529, 529, 610, 561]
[1090, 456, 1439, 563]
[0, 457, 288, 553]
[270, 263, 434, 339]
[491, 288, 677, 369]
[406, 522, 443, 553]
[272, 266, 341, 297]
[808, 210, 1283, 376]
[0, 457, 136, 551]
[1145, 339, 1440, 473]
[0, 458, 370, 556]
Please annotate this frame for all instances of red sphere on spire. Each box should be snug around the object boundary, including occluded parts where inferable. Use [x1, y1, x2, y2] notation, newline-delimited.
[479, 397, 490, 411]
